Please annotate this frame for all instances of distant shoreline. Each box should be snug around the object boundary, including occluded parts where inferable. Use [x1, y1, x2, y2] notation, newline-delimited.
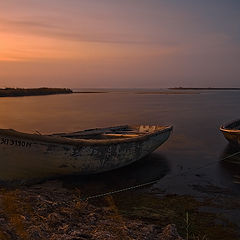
[1, 87, 239, 98]
[74, 91, 108, 94]
[0, 88, 73, 97]
[169, 87, 240, 90]
[136, 91, 200, 95]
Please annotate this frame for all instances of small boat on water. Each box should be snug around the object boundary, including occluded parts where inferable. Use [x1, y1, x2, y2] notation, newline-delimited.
[0, 125, 173, 183]
[220, 119, 240, 146]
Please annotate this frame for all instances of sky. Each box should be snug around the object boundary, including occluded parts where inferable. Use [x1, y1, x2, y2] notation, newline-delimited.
[0, 0, 240, 88]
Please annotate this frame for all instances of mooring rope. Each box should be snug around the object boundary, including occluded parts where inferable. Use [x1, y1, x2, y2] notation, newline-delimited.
[82, 179, 159, 201]
[82, 150, 240, 201]
[221, 151, 240, 161]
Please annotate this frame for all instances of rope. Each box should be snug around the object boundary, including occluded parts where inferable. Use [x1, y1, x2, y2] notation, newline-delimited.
[81, 150, 240, 201]
[82, 179, 159, 201]
[221, 150, 240, 161]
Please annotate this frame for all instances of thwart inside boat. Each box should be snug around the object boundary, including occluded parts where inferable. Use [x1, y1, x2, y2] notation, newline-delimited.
[51, 125, 168, 140]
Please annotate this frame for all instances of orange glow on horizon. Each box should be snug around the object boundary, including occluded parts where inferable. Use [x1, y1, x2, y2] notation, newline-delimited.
[0, 27, 179, 62]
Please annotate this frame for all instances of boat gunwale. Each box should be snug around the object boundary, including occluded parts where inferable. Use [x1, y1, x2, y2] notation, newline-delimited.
[220, 119, 240, 133]
[0, 125, 173, 146]
[220, 128, 240, 134]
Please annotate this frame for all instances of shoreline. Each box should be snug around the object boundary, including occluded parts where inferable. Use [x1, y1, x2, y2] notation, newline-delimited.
[0, 180, 239, 240]
[0, 181, 184, 240]
[135, 91, 200, 95]
[1, 88, 239, 98]
[169, 87, 240, 90]
[74, 91, 108, 94]
[0, 88, 73, 97]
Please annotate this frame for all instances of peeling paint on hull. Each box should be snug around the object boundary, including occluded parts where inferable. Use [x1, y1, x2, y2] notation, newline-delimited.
[0, 125, 172, 183]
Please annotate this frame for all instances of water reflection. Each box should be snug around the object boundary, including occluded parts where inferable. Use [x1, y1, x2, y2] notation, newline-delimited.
[220, 144, 240, 185]
[1, 91, 240, 193]
[62, 153, 170, 197]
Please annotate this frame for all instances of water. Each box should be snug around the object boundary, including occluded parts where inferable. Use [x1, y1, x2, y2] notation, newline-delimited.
[0, 90, 240, 190]
[1, 89, 240, 230]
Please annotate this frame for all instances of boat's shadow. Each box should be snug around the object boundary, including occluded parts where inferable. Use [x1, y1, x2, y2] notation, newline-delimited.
[61, 152, 170, 196]
[219, 144, 240, 185]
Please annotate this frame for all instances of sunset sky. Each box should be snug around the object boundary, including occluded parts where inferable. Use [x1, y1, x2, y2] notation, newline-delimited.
[0, 0, 240, 88]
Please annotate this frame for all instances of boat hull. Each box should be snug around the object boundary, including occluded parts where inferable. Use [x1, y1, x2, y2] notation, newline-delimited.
[220, 119, 240, 146]
[0, 126, 172, 183]
[220, 129, 240, 146]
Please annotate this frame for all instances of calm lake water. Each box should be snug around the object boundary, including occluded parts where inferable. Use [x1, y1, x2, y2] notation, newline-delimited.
[1, 89, 240, 226]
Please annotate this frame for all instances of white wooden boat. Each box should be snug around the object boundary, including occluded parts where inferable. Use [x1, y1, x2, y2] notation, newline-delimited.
[220, 119, 240, 146]
[0, 125, 173, 183]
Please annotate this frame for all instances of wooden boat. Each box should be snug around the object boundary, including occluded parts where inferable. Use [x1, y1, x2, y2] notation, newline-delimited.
[220, 119, 240, 146]
[0, 125, 173, 183]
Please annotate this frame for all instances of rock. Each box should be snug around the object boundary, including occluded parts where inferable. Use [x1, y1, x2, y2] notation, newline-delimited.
[27, 225, 43, 240]
[0, 183, 185, 240]
[159, 224, 184, 240]
[48, 212, 61, 223]
[87, 212, 99, 224]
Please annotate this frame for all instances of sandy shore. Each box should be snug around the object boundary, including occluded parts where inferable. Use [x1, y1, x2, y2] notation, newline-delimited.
[0, 180, 239, 240]
[0, 181, 183, 240]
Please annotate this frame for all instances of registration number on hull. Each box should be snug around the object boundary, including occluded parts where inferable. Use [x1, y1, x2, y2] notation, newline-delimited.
[1, 137, 32, 148]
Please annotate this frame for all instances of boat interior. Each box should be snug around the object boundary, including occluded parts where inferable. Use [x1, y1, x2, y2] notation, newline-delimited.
[223, 120, 240, 130]
[51, 125, 168, 140]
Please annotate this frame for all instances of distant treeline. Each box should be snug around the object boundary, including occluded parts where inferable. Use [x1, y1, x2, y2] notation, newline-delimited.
[169, 87, 240, 90]
[0, 88, 73, 97]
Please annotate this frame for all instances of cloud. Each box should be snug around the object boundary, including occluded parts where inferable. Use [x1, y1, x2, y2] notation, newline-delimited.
[0, 17, 178, 46]
[1, 18, 58, 29]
